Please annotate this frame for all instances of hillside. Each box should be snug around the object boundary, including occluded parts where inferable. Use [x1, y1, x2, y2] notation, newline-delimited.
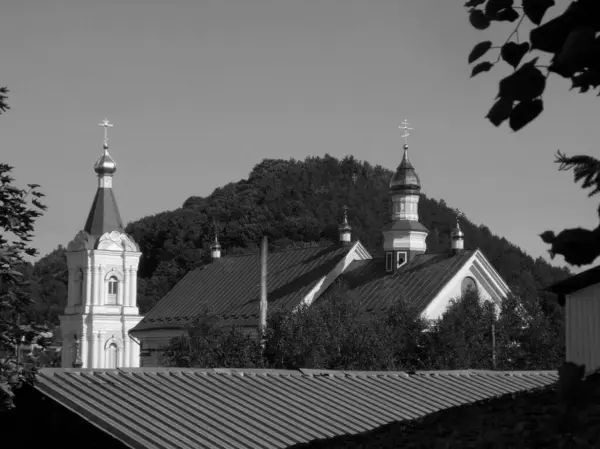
[29, 154, 570, 324]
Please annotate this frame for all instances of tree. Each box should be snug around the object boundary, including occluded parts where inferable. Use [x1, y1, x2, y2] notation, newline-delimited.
[0, 163, 47, 411]
[465, 0, 600, 267]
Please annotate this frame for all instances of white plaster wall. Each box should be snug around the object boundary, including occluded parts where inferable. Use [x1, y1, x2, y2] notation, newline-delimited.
[382, 231, 427, 253]
[422, 252, 503, 321]
[566, 283, 600, 376]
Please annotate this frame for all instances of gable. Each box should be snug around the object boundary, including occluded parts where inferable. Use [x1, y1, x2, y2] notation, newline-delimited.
[422, 249, 511, 320]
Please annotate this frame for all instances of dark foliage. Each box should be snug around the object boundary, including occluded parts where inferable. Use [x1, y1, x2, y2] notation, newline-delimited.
[0, 163, 48, 411]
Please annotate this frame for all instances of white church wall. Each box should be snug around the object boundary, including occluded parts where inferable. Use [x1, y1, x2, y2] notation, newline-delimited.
[60, 232, 143, 369]
[422, 251, 507, 321]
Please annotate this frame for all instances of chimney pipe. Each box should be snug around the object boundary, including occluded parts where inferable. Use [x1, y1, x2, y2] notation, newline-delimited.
[259, 236, 268, 337]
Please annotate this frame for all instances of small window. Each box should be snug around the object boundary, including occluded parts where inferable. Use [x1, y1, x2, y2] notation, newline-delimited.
[107, 276, 118, 304]
[396, 252, 407, 269]
[385, 252, 393, 272]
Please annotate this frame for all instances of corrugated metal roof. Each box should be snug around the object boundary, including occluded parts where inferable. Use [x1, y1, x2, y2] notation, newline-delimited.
[84, 186, 124, 237]
[336, 250, 475, 313]
[36, 367, 558, 449]
[133, 244, 354, 333]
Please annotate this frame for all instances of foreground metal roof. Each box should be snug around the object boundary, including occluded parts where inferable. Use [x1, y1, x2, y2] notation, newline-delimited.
[36, 367, 558, 449]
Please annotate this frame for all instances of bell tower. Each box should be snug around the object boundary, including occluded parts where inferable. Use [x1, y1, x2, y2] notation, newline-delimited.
[59, 119, 142, 369]
[382, 119, 429, 272]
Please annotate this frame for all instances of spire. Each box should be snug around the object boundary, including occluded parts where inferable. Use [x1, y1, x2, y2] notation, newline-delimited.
[83, 119, 125, 237]
[338, 205, 352, 245]
[451, 217, 465, 254]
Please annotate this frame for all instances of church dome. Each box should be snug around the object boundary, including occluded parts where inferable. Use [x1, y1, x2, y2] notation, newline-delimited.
[94, 145, 117, 175]
[389, 144, 420, 193]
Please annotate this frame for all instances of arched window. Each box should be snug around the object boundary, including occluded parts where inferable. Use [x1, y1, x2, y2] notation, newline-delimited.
[106, 342, 119, 368]
[461, 276, 478, 296]
[107, 276, 118, 304]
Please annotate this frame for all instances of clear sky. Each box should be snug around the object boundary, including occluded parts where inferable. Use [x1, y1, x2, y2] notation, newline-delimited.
[1, 0, 597, 273]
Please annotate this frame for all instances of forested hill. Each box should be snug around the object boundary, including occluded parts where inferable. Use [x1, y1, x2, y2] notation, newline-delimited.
[30, 155, 570, 324]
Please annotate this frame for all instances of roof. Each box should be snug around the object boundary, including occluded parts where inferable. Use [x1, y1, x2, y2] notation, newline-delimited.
[381, 219, 429, 233]
[36, 367, 558, 449]
[292, 371, 600, 449]
[545, 264, 600, 305]
[339, 250, 475, 314]
[132, 244, 355, 333]
[84, 186, 125, 237]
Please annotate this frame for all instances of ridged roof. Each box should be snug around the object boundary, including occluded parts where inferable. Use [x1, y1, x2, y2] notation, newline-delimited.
[336, 250, 475, 313]
[83, 187, 125, 237]
[35, 367, 558, 449]
[133, 244, 354, 333]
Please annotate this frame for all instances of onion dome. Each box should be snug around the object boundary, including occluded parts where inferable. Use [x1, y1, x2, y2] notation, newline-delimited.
[389, 144, 421, 193]
[94, 144, 117, 175]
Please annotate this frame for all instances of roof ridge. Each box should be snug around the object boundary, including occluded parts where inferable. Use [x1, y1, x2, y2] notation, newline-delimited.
[40, 367, 559, 377]
[212, 242, 337, 261]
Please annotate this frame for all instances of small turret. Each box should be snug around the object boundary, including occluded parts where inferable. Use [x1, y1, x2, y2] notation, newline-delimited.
[210, 234, 222, 260]
[451, 218, 465, 254]
[338, 205, 352, 245]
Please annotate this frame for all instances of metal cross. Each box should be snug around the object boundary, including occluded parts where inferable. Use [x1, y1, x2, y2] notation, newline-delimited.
[342, 205, 349, 220]
[398, 118, 413, 146]
[98, 118, 114, 146]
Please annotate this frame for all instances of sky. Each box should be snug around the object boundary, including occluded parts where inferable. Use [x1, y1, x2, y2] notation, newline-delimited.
[1, 0, 597, 274]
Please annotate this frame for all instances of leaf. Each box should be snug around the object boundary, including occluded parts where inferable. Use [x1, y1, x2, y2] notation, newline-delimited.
[539, 231, 556, 244]
[509, 99, 543, 131]
[501, 42, 530, 69]
[493, 7, 520, 22]
[498, 59, 546, 101]
[471, 61, 494, 77]
[486, 97, 513, 126]
[464, 0, 486, 7]
[485, 0, 513, 16]
[469, 41, 493, 63]
[469, 10, 491, 30]
[522, 0, 555, 26]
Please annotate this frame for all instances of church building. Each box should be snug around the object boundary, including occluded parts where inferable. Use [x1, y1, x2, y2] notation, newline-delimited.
[130, 120, 511, 366]
[59, 120, 142, 369]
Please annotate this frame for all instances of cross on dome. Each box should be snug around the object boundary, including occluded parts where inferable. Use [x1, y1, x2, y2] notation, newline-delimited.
[398, 118, 413, 147]
[98, 118, 114, 147]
